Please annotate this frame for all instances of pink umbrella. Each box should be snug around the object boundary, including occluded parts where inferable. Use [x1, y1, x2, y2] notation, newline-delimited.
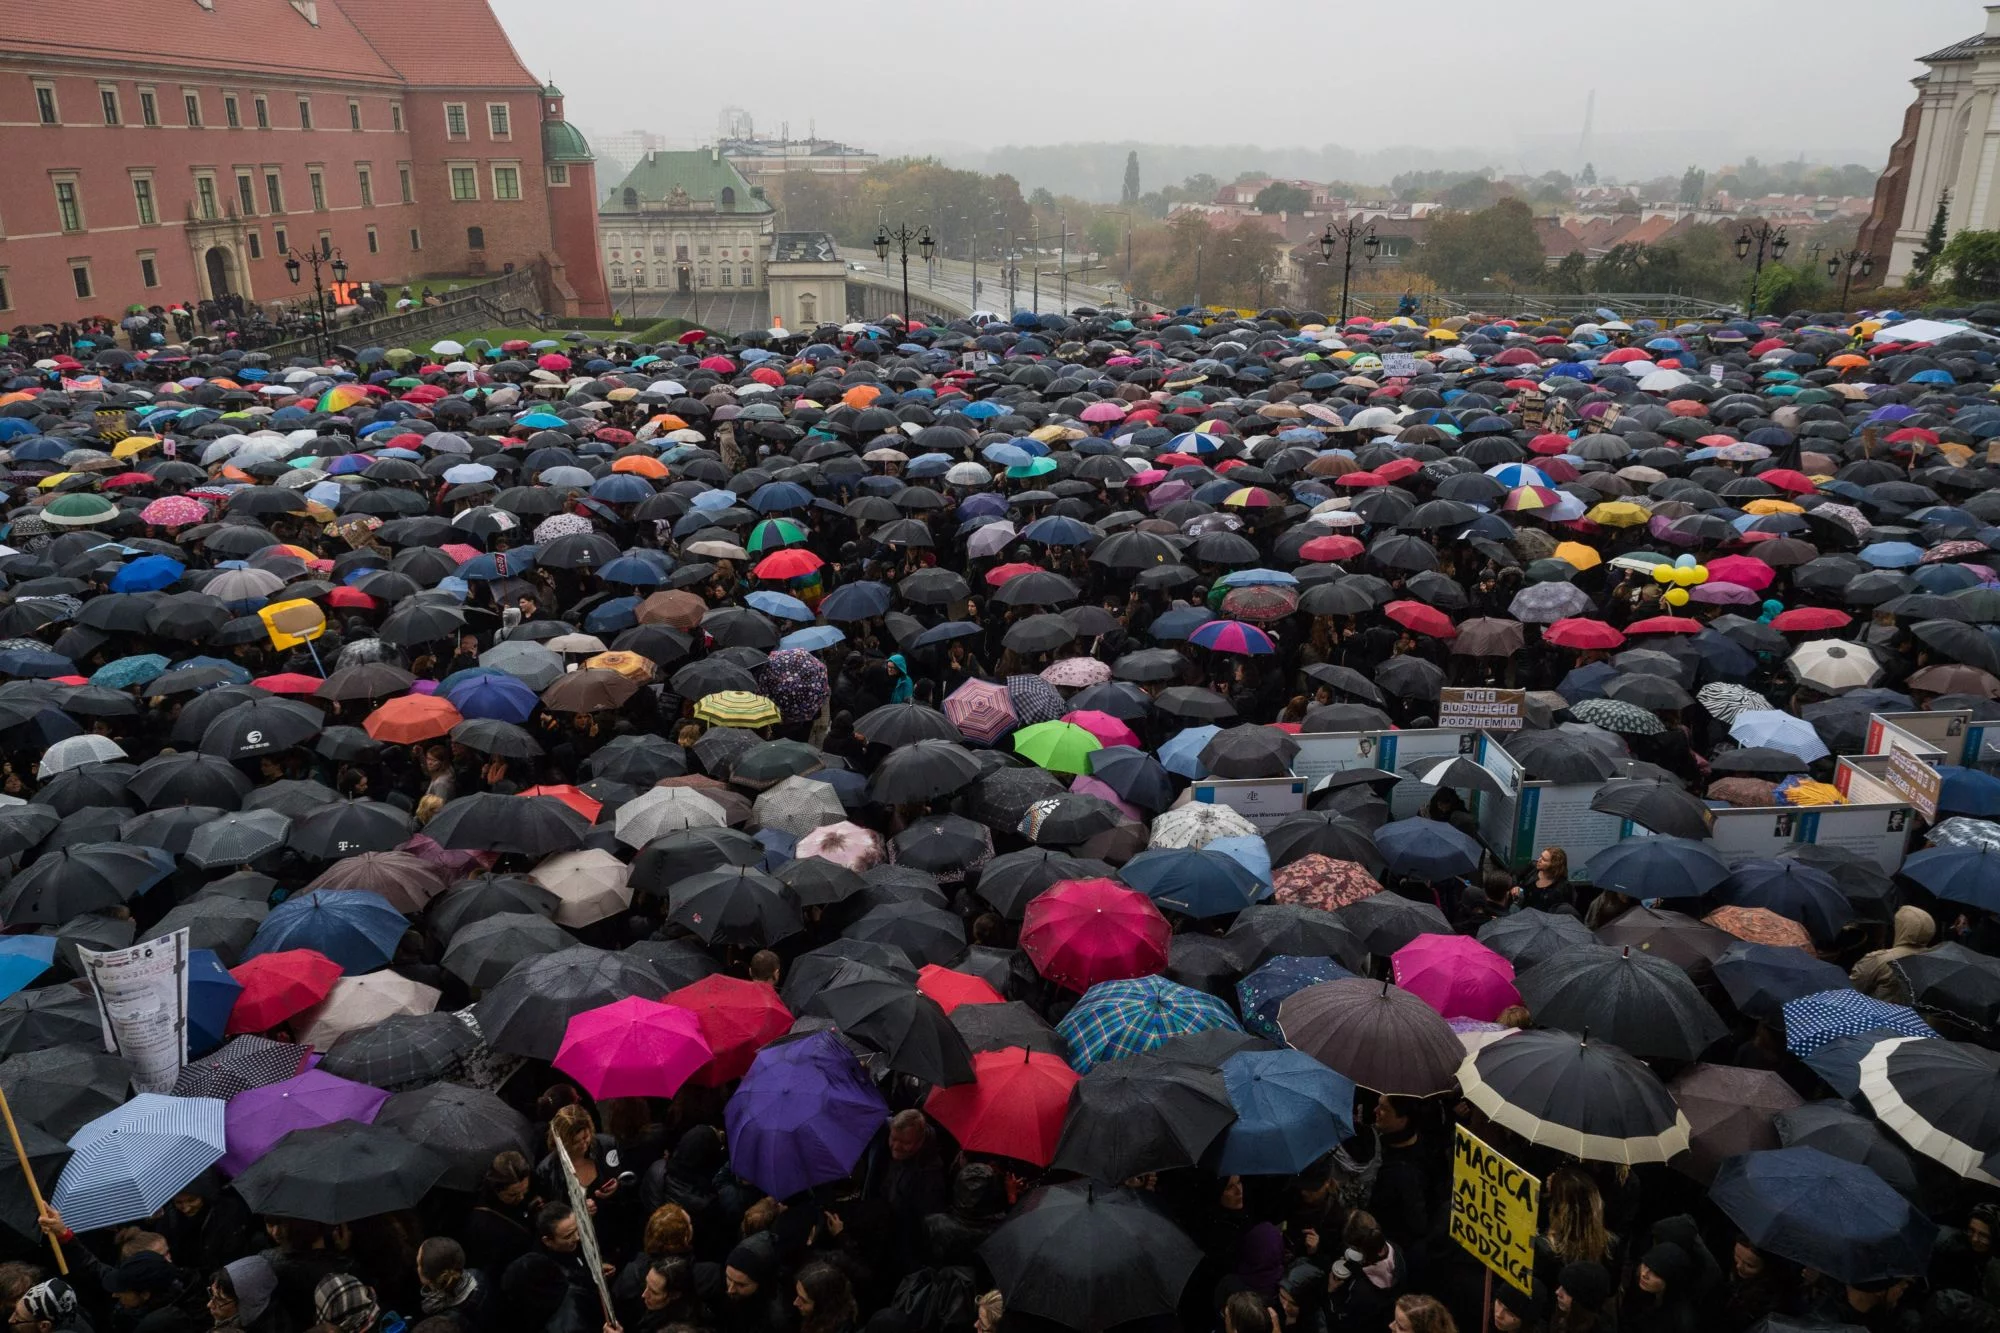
[1707, 556, 1776, 591]
[1691, 581, 1759, 605]
[795, 821, 883, 871]
[1042, 658, 1111, 689]
[1061, 709, 1141, 749]
[1020, 878, 1169, 992]
[1146, 480, 1194, 510]
[1079, 402, 1126, 423]
[553, 996, 712, 1099]
[1390, 934, 1521, 1022]
[945, 678, 1016, 744]
[139, 495, 210, 528]
[535, 353, 572, 372]
[1071, 775, 1143, 823]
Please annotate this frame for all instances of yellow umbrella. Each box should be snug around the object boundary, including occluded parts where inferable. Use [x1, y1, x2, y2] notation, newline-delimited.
[1742, 498, 1804, 515]
[1585, 502, 1650, 528]
[694, 690, 781, 728]
[1780, 780, 1846, 807]
[112, 436, 160, 460]
[1553, 541, 1602, 571]
[585, 650, 655, 682]
[1427, 328, 1460, 342]
[1385, 316, 1420, 328]
[35, 472, 78, 490]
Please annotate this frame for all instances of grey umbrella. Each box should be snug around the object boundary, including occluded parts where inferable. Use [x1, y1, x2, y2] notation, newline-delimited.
[0, 982, 103, 1056]
[375, 1084, 534, 1192]
[184, 808, 292, 870]
[443, 913, 574, 989]
[154, 896, 269, 965]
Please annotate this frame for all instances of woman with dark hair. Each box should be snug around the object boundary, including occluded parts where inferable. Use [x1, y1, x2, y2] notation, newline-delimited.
[462, 1153, 534, 1285]
[1323, 1211, 1403, 1333]
[791, 1263, 855, 1333]
[635, 1258, 708, 1333]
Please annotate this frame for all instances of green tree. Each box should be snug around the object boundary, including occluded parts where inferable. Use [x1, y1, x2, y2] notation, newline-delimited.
[1913, 192, 1951, 285]
[1411, 198, 1546, 290]
[1580, 162, 1597, 187]
[1679, 165, 1706, 206]
[1442, 176, 1499, 210]
[1940, 228, 2000, 298]
[1121, 151, 1140, 206]
[1753, 260, 1829, 314]
[1029, 186, 1056, 210]
[1551, 250, 1591, 294]
[1253, 182, 1312, 214]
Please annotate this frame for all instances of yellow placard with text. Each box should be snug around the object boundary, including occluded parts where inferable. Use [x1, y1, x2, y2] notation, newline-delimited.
[1450, 1125, 1539, 1293]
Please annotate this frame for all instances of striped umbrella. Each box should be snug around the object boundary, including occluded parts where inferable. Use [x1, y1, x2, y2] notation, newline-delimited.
[49, 1094, 228, 1233]
[944, 679, 1016, 744]
[693, 691, 782, 728]
[1187, 620, 1275, 655]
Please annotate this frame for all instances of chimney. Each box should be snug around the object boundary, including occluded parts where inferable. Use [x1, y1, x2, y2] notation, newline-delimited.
[1988, 3, 2000, 38]
[711, 146, 720, 163]
[289, 0, 319, 24]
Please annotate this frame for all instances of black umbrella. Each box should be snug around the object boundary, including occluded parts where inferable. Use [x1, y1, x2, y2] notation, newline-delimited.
[1335, 892, 1453, 955]
[426, 873, 559, 940]
[668, 867, 802, 947]
[449, 718, 544, 760]
[0, 842, 172, 925]
[981, 1183, 1203, 1332]
[1912, 619, 2000, 675]
[1710, 746, 1812, 777]
[1112, 649, 1187, 684]
[1858, 1034, 2000, 1179]
[1457, 1028, 1690, 1164]
[1516, 945, 1727, 1060]
[854, 702, 964, 746]
[0, 982, 102, 1056]
[34, 762, 143, 814]
[891, 815, 993, 877]
[1198, 724, 1298, 778]
[375, 1083, 535, 1192]
[1021, 793, 1124, 847]
[0, 1044, 129, 1137]
[288, 800, 418, 860]
[1505, 731, 1620, 783]
[442, 912, 573, 989]
[118, 805, 228, 856]
[231, 1121, 447, 1224]
[975, 848, 1104, 918]
[1003, 614, 1078, 653]
[1050, 1052, 1237, 1182]
[197, 698, 323, 759]
[804, 974, 974, 1086]
[950, 1000, 1068, 1059]
[153, 896, 268, 965]
[1594, 905, 1735, 972]
[1277, 977, 1463, 1096]
[1262, 812, 1383, 875]
[844, 901, 965, 967]
[1772, 1101, 1922, 1200]
[628, 826, 762, 895]
[126, 752, 251, 810]
[1224, 905, 1367, 973]
[621, 939, 718, 991]
[866, 740, 983, 805]
[185, 808, 292, 870]
[1589, 779, 1713, 839]
[0, 1119, 68, 1245]
[1894, 942, 2000, 1030]
[1476, 909, 1597, 970]
[0, 805, 59, 859]
[1082, 747, 1174, 812]
[1153, 686, 1238, 722]
[472, 945, 667, 1060]
[424, 792, 591, 856]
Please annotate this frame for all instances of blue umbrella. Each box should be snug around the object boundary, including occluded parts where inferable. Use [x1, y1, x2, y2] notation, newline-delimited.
[1215, 1049, 1356, 1176]
[1119, 847, 1264, 918]
[1020, 516, 1098, 547]
[1710, 1146, 1936, 1284]
[1205, 835, 1273, 889]
[583, 597, 640, 634]
[1859, 542, 1925, 569]
[0, 648, 76, 680]
[1719, 859, 1854, 941]
[779, 625, 845, 652]
[1087, 746, 1175, 811]
[1237, 955, 1352, 1040]
[596, 556, 665, 587]
[589, 474, 654, 505]
[1712, 941, 1850, 1019]
[1938, 766, 2000, 817]
[1156, 725, 1220, 779]
[818, 581, 892, 622]
[1782, 989, 1935, 1057]
[1900, 845, 2000, 912]
[1373, 818, 1482, 880]
[446, 673, 539, 723]
[1147, 607, 1213, 642]
[723, 1030, 887, 1198]
[0, 938, 55, 1004]
[187, 949, 242, 1055]
[746, 591, 813, 622]
[1799, 1028, 1931, 1100]
[48, 1094, 228, 1234]
[109, 556, 185, 594]
[1585, 836, 1730, 899]
[909, 621, 980, 649]
[749, 482, 815, 514]
[242, 889, 407, 974]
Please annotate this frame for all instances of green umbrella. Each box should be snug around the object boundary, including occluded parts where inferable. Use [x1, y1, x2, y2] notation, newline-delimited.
[748, 518, 808, 553]
[42, 494, 119, 528]
[1012, 720, 1102, 776]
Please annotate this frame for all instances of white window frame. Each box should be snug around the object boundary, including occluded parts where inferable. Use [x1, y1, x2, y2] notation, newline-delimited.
[356, 164, 373, 207]
[398, 164, 412, 204]
[444, 102, 468, 139]
[235, 171, 255, 216]
[33, 80, 59, 126]
[194, 172, 219, 221]
[297, 95, 313, 130]
[138, 250, 160, 288]
[138, 88, 158, 126]
[224, 93, 240, 128]
[69, 260, 94, 300]
[365, 225, 379, 254]
[99, 84, 121, 126]
[308, 167, 326, 211]
[486, 102, 511, 139]
[130, 172, 158, 226]
[254, 95, 269, 129]
[51, 174, 83, 233]
[491, 163, 520, 201]
[448, 162, 478, 201]
[547, 162, 569, 187]
[347, 99, 361, 131]
[389, 102, 403, 133]
[264, 169, 284, 214]
[182, 88, 202, 127]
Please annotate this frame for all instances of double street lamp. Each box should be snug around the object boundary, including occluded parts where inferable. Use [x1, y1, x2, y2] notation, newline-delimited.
[283, 245, 347, 366]
[875, 222, 935, 328]
[1827, 249, 1876, 310]
[1320, 218, 1378, 323]
[1735, 222, 1788, 318]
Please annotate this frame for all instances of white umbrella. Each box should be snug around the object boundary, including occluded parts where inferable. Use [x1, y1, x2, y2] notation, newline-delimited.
[1149, 801, 1258, 850]
[1787, 640, 1884, 693]
[946, 462, 992, 487]
[430, 339, 465, 356]
[966, 522, 1017, 559]
[1729, 710, 1831, 764]
[294, 971, 439, 1047]
[531, 849, 632, 927]
[614, 787, 726, 848]
[37, 734, 127, 778]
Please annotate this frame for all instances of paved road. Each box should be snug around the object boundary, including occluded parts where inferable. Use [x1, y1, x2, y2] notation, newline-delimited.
[857, 256, 1126, 318]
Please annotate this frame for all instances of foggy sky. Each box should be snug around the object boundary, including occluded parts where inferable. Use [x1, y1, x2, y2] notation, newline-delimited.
[495, 0, 1977, 179]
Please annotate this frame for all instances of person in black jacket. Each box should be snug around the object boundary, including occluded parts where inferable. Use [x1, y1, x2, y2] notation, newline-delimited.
[719, 1236, 791, 1333]
[416, 1240, 489, 1333]
[462, 1154, 534, 1287]
[1365, 1099, 1446, 1275]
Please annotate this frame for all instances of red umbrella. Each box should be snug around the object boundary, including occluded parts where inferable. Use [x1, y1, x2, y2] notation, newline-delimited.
[1383, 599, 1456, 640]
[1757, 469, 1818, 495]
[1707, 556, 1776, 591]
[228, 949, 341, 1034]
[1626, 616, 1704, 635]
[536, 353, 572, 372]
[676, 329, 709, 345]
[1298, 535, 1364, 562]
[754, 550, 823, 580]
[665, 976, 792, 1085]
[1770, 607, 1852, 632]
[1544, 617, 1626, 651]
[699, 355, 737, 373]
[253, 672, 324, 695]
[916, 964, 1003, 1014]
[986, 563, 1045, 586]
[1020, 878, 1169, 992]
[364, 694, 463, 743]
[518, 784, 603, 824]
[924, 1048, 1078, 1168]
[1061, 710, 1141, 750]
[327, 587, 380, 611]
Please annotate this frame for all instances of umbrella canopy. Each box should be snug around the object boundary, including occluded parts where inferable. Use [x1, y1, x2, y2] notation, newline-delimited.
[723, 1029, 887, 1198]
[1457, 1028, 1691, 1164]
[1517, 945, 1727, 1060]
[1049, 1051, 1236, 1182]
[1021, 878, 1170, 992]
[1214, 1048, 1356, 1177]
[1711, 1146, 1936, 1284]
[1667, 1063, 1804, 1181]
[230, 1120, 446, 1224]
[1858, 1034, 2000, 1180]
[1278, 977, 1463, 1096]
[1391, 933, 1522, 1022]
[925, 1047, 1077, 1168]
[553, 996, 712, 1100]
[1056, 975, 1242, 1073]
[981, 1183, 1202, 1332]
[48, 1094, 228, 1234]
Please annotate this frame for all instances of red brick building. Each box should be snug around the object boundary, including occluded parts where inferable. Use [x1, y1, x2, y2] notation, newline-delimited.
[0, 0, 608, 326]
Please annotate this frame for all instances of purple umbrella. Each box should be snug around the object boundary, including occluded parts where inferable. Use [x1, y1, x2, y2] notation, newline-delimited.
[219, 1068, 387, 1176]
[722, 1030, 886, 1198]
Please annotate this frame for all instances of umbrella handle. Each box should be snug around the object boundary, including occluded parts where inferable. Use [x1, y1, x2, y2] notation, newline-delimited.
[0, 1084, 65, 1273]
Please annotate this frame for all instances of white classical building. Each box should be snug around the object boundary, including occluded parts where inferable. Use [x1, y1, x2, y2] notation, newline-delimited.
[766, 232, 847, 331]
[1866, 7, 2000, 283]
[598, 148, 775, 296]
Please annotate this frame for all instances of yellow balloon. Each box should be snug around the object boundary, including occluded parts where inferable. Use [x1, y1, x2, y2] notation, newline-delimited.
[1692, 567, 1710, 585]
[1653, 565, 1675, 584]
[1664, 587, 1690, 607]
[1674, 567, 1699, 586]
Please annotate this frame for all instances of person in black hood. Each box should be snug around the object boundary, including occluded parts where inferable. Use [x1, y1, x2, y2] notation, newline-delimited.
[919, 1164, 1007, 1274]
[101, 1250, 197, 1333]
[720, 1235, 792, 1333]
[1620, 1243, 1699, 1333]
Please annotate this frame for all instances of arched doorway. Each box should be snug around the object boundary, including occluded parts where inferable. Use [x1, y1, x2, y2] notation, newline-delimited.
[204, 247, 234, 298]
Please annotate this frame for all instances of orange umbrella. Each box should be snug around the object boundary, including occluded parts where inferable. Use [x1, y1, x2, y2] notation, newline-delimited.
[1704, 906, 1813, 950]
[584, 650, 655, 682]
[611, 455, 668, 479]
[842, 384, 882, 409]
[364, 694, 462, 744]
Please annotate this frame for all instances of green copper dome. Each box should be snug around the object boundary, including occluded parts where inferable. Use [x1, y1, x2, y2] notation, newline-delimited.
[543, 118, 593, 164]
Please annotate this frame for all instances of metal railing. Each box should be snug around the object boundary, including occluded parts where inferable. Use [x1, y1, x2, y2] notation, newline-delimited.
[261, 264, 549, 359]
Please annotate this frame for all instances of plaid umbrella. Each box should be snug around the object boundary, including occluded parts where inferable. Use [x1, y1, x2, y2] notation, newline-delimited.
[171, 1036, 309, 1100]
[1007, 674, 1067, 726]
[1237, 955, 1352, 1040]
[318, 1013, 477, 1090]
[759, 650, 829, 726]
[1571, 698, 1666, 736]
[944, 679, 1016, 743]
[1783, 990, 1936, 1058]
[1706, 906, 1815, 950]
[1056, 975, 1244, 1073]
[1271, 855, 1382, 912]
[753, 776, 845, 838]
[1149, 802, 1258, 850]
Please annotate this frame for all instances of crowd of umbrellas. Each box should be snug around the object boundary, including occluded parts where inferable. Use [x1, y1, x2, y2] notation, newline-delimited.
[5, 301, 2000, 1333]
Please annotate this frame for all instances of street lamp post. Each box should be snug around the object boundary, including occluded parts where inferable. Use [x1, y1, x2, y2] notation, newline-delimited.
[1826, 249, 1876, 310]
[283, 244, 347, 365]
[1735, 222, 1789, 318]
[875, 222, 935, 328]
[1319, 218, 1378, 324]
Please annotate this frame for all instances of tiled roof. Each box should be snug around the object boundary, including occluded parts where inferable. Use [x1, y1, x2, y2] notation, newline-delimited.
[337, 0, 539, 87]
[1920, 32, 1990, 63]
[772, 232, 840, 263]
[606, 151, 772, 214]
[0, 0, 403, 83]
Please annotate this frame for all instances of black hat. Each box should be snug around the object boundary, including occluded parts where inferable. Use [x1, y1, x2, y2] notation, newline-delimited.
[1558, 1261, 1613, 1310]
[106, 1252, 179, 1295]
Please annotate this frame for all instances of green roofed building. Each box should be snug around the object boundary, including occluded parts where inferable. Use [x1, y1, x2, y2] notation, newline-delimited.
[598, 147, 777, 297]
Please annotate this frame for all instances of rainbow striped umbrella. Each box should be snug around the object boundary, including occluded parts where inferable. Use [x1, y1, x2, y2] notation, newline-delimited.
[1187, 620, 1275, 656]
